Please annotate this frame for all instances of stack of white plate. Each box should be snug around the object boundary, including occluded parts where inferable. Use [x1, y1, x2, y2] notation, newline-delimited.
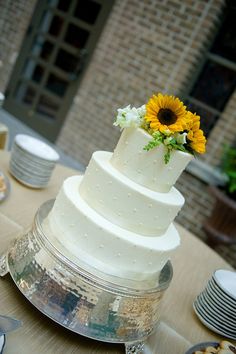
[9, 134, 59, 188]
[193, 269, 236, 340]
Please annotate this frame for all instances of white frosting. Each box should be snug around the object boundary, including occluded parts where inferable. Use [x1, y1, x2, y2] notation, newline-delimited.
[46, 127, 192, 282]
[111, 128, 193, 192]
[48, 176, 180, 280]
[80, 151, 184, 236]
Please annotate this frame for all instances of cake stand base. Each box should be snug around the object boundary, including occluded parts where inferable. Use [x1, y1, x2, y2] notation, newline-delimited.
[125, 341, 145, 353]
[0, 200, 173, 353]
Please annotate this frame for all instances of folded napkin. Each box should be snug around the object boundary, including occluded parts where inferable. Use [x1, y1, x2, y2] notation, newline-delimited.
[0, 315, 22, 335]
[0, 315, 22, 353]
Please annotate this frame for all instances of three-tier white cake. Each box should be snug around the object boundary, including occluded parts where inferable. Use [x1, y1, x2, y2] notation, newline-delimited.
[46, 127, 192, 282]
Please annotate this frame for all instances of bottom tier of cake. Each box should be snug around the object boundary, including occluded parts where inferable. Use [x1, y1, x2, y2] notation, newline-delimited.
[46, 176, 180, 281]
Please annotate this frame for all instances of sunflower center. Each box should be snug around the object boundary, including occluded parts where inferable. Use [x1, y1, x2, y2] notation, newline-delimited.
[158, 108, 177, 126]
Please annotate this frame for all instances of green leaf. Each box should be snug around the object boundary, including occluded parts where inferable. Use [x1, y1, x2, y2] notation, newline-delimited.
[143, 134, 164, 151]
[164, 150, 171, 164]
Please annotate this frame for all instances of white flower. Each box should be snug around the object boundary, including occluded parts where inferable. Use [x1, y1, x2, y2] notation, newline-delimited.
[114, 105, 146, 129]
[137, 104, 146, 118]
[174, 132, 187, 145]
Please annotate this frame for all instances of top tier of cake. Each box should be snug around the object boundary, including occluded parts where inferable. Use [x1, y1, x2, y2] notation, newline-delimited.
[111, 128, 193, 193]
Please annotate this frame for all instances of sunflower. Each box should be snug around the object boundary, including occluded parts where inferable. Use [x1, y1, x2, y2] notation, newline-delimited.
[144, 93, 188, 133]
[186, 111, 206, 154]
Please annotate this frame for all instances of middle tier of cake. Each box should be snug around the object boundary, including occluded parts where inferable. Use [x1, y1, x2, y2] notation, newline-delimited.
[79, 151, 185, 236]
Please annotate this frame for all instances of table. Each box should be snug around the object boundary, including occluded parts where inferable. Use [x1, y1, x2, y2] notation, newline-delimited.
[0, 150, 234, 353]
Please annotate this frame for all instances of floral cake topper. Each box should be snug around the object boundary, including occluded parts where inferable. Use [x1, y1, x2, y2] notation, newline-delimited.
[114, 93, 206, 163]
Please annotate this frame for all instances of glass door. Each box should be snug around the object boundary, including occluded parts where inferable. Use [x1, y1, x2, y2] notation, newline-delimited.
[3, 0, 114, 141]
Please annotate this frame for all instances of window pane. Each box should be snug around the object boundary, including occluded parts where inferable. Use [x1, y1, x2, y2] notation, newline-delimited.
[32, 64, 44, 83]
[57, 0, 72, 12]
[74, 0, 101, 24]
[46, 73, 68, 96]
[15, 83, 36, 105]
[40, 40, 54, 60]
[32, 37, 54, 61]
[186, 101, 218, 137]
[211, 8, 236, 62]
[36, 95, 58, 119]
[49, 15, 64, 36]
[65, 24, 89, 49]
[47, 0, 72, 12]
[55, 49, 78, 72]
[191, 60, 236, 111]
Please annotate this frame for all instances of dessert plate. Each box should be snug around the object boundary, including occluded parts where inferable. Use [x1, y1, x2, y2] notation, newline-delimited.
[14, 134, 59, 162]
[209, 279, 236, 307]
[185, 341, 219, 354]
[206, 282, 236, 312]
[195, 296, 236, 331]
[9, 135, 59, 188]
[193, 302, 236, 340]
[193, 269, 236, 340]
[213, 270, 236, 301]
[200, 291, 235, 320]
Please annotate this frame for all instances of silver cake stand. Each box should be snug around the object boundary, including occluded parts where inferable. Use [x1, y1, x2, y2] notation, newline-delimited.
[0, 200, 173, 353]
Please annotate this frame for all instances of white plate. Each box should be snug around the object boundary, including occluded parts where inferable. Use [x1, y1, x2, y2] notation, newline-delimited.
[11, 149, 56, 168]
[201, 288, 236, 316]
[195, 296, 236, 332]
[12, 144, 57, 167]
[214, 270, 236, 301]
[193, 301, 236, 340]
[200, 291, 235, 322]
[206, 282, 236, 313]
[14, 134, 59, 162]
[10, 159, 52, 178]
[194, 300, 236, 335]
[185, 341, 219, 354]
[196, 295, 236, 330]
[208, 279, 236, 307]
[9, 162, 50, 181]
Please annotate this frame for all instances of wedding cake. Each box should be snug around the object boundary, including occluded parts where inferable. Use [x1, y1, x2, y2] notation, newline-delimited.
[47, 93, 206, 283]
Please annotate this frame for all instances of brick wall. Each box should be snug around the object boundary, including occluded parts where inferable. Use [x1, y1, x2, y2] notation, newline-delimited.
[0, 0, 37, 94]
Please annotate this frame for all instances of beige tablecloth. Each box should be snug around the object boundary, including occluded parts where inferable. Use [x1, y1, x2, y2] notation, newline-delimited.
[0, 151, 234, 354]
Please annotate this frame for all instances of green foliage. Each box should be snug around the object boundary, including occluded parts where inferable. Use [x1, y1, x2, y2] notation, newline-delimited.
[143, 131, 190, 164]
[143, 131, 164, 151]
[221, 145, 236, 196]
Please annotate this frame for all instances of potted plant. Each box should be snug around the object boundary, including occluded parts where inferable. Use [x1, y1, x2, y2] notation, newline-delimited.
[204, 144, 236, 248]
